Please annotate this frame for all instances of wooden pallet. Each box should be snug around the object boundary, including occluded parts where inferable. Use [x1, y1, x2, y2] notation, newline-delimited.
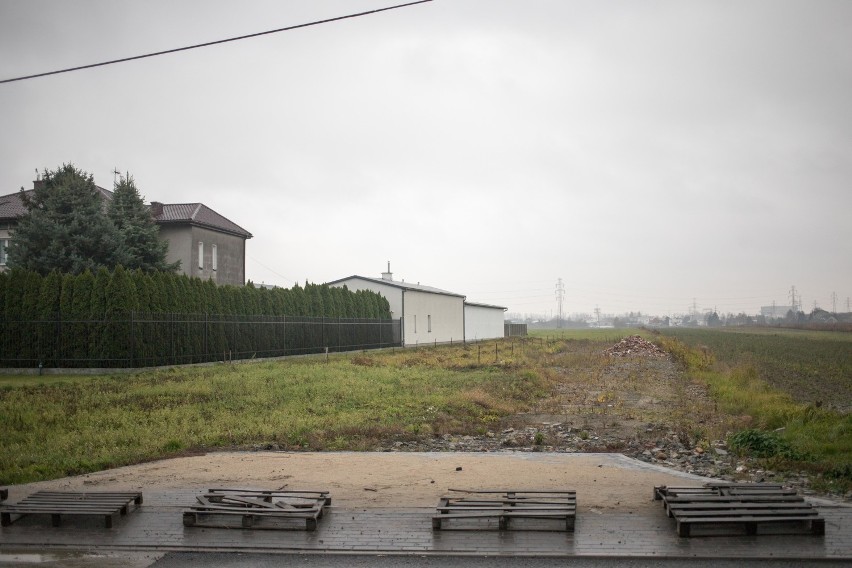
[654, 483, 825, 537]
[432, 489, 576, 531]
[183, 488, 331, 530]
[0, 491, 143, 528]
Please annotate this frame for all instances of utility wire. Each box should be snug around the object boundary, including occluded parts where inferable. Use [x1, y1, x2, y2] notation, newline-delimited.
[0, 0, 433, 84]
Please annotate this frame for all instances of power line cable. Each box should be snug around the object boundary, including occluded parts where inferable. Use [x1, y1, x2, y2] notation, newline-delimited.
[246, 254, 296, 287]
[0, 0, 433, 84]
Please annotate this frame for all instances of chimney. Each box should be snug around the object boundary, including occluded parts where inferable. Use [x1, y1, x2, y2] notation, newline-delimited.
[381, 261, 393, 281]
[150, 201, 164, 217]
[33, 179, 45, 191]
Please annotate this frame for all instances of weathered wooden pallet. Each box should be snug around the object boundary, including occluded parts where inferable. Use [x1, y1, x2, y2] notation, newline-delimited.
[432, 489, 576, 531]
[182, 488, 330, 531]
[653, 483, 824, 537]
[0, 491, 143, 528]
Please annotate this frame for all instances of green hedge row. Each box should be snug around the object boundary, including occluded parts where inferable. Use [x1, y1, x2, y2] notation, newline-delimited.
[0, 267, 394, 367]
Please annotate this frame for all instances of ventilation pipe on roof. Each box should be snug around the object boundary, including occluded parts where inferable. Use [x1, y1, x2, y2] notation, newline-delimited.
[382, 261, 393, 281]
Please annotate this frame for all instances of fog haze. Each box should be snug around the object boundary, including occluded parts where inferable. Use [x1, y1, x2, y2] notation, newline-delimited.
[1, 0, 850, 317]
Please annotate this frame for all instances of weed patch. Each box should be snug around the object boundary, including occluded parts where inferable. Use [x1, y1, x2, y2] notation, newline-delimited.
[728, 429, 804, 460]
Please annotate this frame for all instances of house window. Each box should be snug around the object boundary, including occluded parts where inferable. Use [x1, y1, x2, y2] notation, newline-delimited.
[428, 315, 432, 333]
[198, 241, 204, 269]
[0, 239, 7, 266]
[212, 244, 218, 271]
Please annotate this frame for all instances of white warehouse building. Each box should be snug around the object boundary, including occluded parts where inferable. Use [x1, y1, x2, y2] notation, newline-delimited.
[327, 266, 506, 347]
[464, 301, 508, 342]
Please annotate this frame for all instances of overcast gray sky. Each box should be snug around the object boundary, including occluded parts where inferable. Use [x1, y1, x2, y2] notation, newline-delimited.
[1, 0, 850, 318]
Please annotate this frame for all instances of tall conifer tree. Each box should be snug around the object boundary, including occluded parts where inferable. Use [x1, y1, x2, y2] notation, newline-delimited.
[8, 164, 127, 274]
[59, 273, 74, 318]
[108, 174, 179, 273]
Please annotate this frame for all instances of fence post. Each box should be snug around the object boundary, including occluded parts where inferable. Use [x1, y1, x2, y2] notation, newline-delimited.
[56, 313, 62, 368]
[204, 312, 208, 362]
[130, 311, 135, 368]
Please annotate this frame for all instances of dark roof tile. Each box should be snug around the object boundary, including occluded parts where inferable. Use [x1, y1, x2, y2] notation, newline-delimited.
[2, 189, 251, 239]
[154, 203, 252, 238]
[0, 191, 28, 220]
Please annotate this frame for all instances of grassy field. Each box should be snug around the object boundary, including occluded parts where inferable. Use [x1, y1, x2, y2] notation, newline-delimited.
[656, 327, 851, 491]
[0, 340, 556, 485]
[659, 327, 852, 411]
[2, 329, 849, 494]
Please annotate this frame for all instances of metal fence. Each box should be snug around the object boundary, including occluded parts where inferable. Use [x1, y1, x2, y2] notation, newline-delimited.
[504, 323, 528, 337]
[0, 313, 402, 369]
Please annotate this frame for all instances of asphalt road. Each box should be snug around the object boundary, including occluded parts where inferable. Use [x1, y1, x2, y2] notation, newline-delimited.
[151, 552, 851, 568]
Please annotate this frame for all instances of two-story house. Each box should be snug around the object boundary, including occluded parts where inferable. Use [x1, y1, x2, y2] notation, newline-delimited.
[0, 181, 252, 286]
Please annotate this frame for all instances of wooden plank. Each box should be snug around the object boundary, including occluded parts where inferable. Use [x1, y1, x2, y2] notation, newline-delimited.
[662, 497, 807, 518]
[669, 503, 819, 514]
[436, 511, 575, 519]
[207, 488, 330, 504]
[677, 516, 825, 536]
[656, 483, 798, 501]
[664, 495, 804, 503]
[31, 491, 143, 503]
[184, 510, 323, 530]
[672, 509, 821, 519]
[654, 485, 717, 500]
[436, 505, 576, 512]
[446, 498, 575, 505]
[448, 488, 575, 495]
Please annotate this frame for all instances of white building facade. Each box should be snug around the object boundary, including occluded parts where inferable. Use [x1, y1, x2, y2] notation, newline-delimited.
[328, 267, 505, 347]
[464, 302, 507, 341]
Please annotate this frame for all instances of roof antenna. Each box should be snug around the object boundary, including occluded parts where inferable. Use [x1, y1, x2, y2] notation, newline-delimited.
[113, 168, 121, 185]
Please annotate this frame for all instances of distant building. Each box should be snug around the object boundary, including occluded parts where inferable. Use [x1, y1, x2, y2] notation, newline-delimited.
[328, 264, 506, 346]
[0, 181, 252, 286]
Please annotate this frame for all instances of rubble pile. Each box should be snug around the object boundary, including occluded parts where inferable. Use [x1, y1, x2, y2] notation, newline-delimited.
[366, 426, 831, 499]
[605, 335, 667, 358]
